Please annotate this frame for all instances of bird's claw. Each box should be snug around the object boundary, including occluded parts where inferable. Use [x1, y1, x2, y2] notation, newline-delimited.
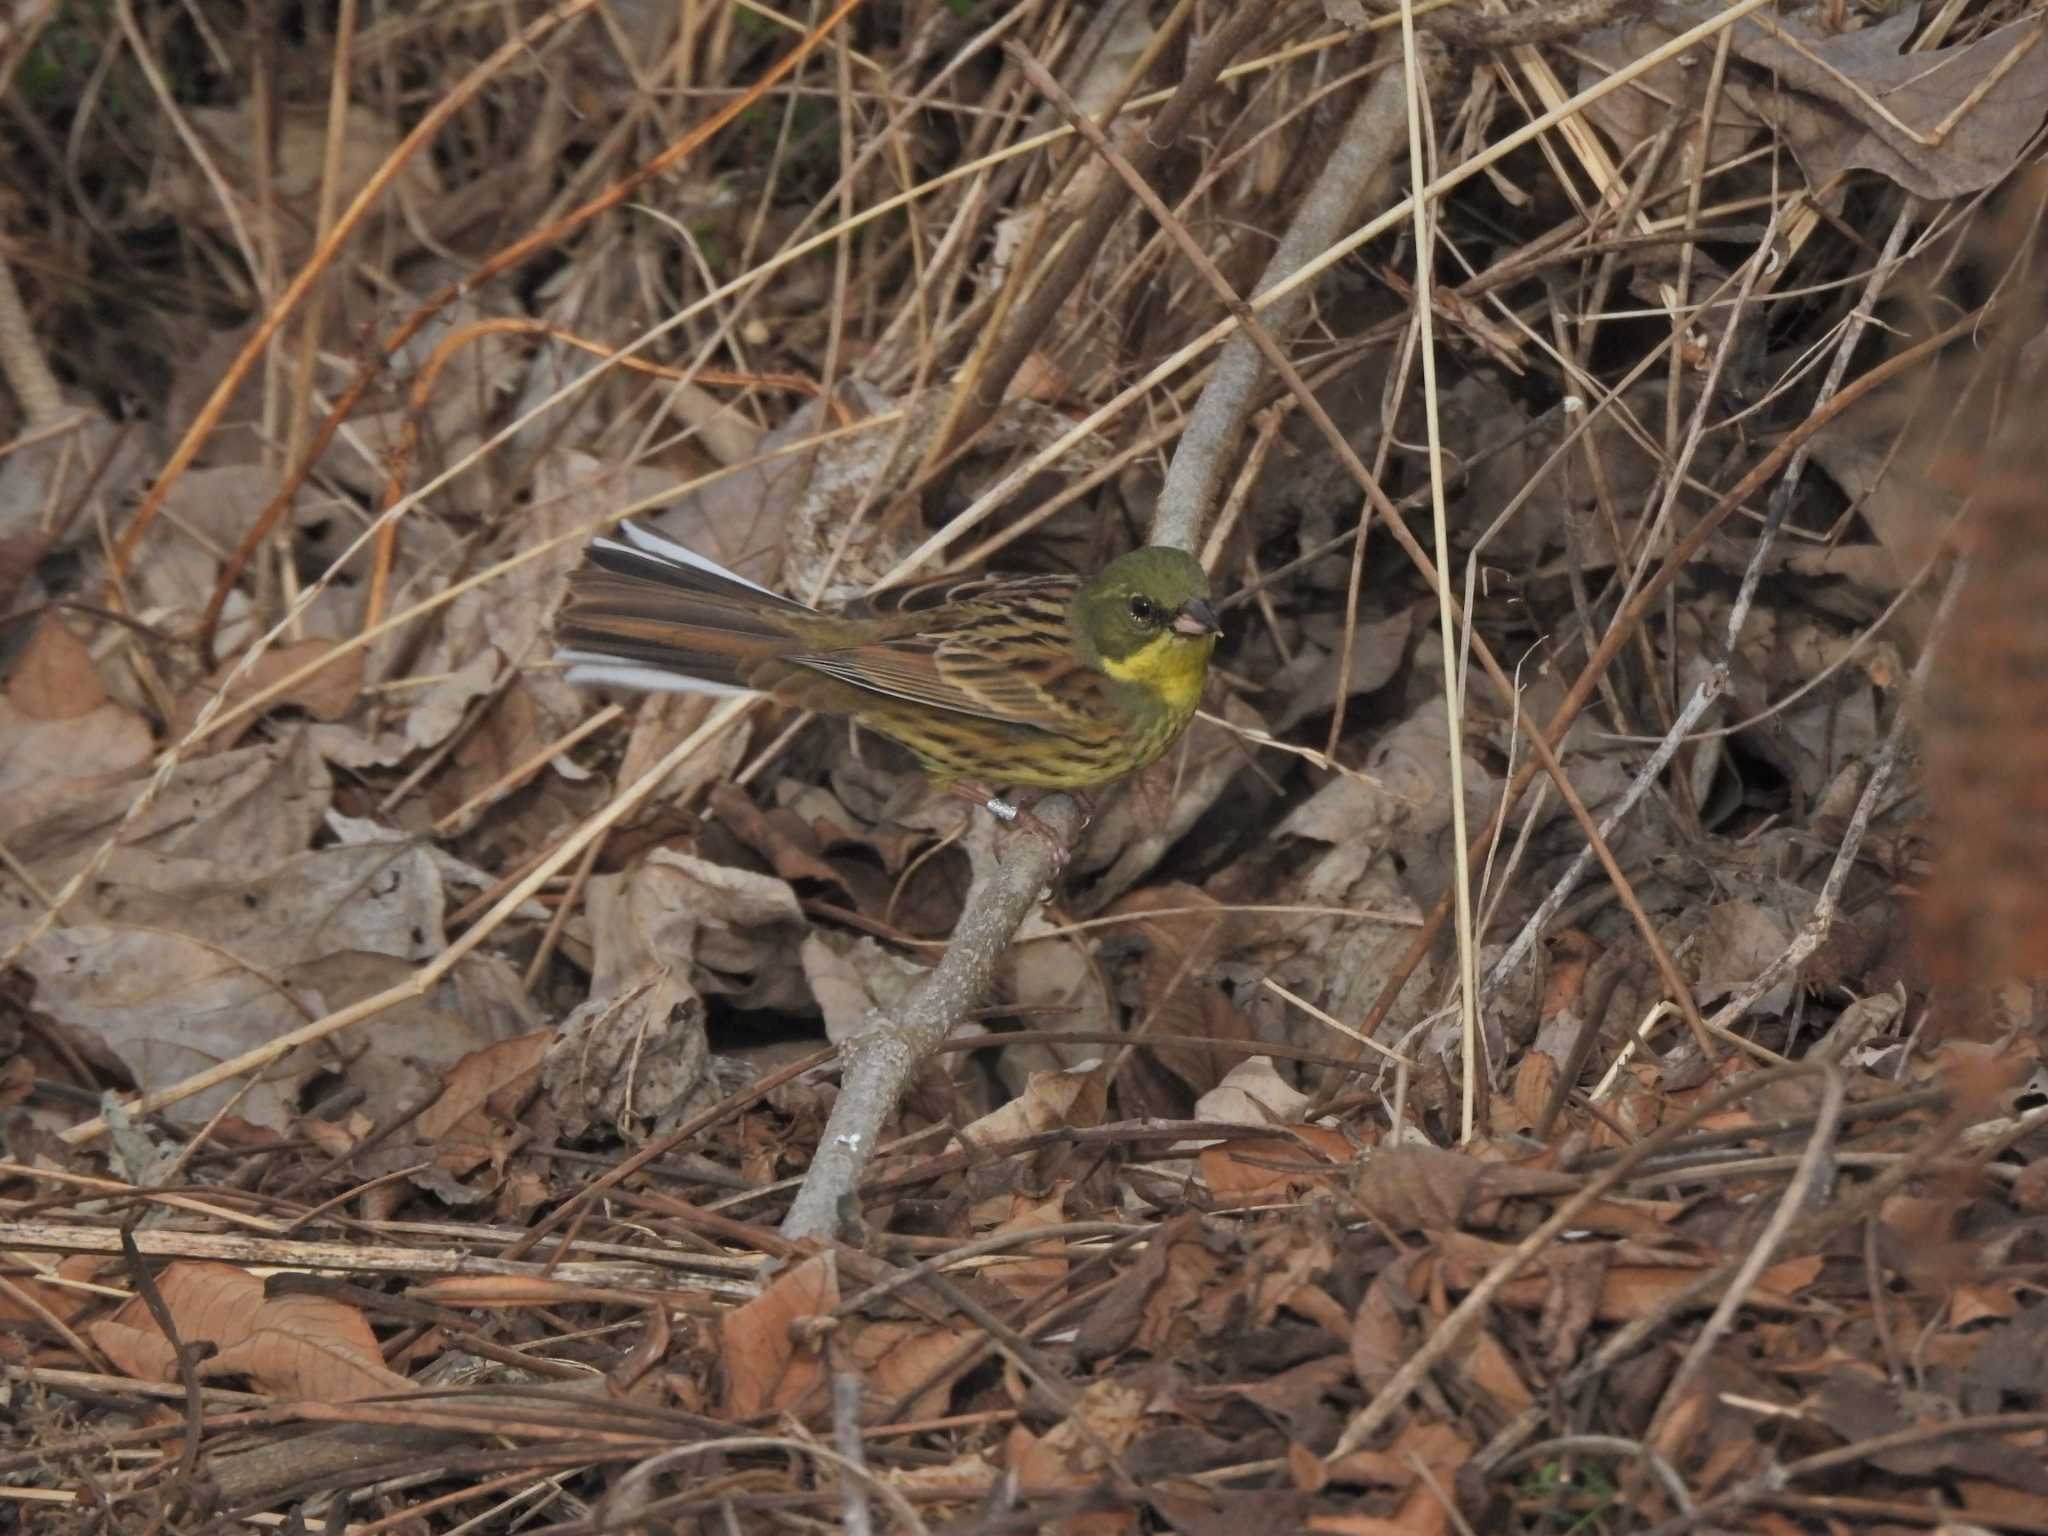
[949, 783, 1075, 877]
[1010, 805, 1072, 878]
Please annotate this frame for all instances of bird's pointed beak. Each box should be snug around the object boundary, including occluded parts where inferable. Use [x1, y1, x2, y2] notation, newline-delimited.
[1172, 597, 1220, 638]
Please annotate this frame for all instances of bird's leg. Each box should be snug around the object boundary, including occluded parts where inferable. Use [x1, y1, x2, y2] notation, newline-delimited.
[944, 783, 1092, 872]
[946, 779, 1020, 824]
[944, 781, 1005, 823]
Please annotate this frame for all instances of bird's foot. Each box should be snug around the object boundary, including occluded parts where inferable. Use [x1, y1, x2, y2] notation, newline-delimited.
[946, 783, 1093, 874]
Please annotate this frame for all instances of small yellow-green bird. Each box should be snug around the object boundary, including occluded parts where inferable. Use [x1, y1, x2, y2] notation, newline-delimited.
[555, 523, 1219, 824]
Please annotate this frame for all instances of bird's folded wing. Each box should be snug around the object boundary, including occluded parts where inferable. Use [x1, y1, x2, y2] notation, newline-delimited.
[791, 628, 1111, 737]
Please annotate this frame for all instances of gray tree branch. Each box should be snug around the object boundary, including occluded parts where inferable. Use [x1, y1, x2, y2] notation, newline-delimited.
[781, 800, 1082, 1239]
[782, 36, 1414, 1242]
[1151, 57, 1410, 552]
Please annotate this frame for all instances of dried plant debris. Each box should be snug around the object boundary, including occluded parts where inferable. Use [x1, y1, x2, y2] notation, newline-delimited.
[5, 1, 2048, 1531]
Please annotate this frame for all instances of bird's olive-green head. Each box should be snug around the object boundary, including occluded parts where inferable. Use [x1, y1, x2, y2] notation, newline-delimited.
[1068, 546, 1219, 715]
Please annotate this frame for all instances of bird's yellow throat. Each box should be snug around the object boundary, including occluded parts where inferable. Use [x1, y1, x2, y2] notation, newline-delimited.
[1098, 633, 1212, 715]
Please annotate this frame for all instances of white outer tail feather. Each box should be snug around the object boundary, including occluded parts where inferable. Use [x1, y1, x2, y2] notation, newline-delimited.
[556, 521, 794, 694]
[599, 520, 789, 600]
[554, 650, 762, 697]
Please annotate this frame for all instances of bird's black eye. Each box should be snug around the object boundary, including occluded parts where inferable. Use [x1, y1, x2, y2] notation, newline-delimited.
[1128, 595, 1157, 625]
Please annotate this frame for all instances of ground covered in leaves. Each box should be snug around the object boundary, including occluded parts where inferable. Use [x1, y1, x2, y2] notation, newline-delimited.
[3, 1, 2048, 1532]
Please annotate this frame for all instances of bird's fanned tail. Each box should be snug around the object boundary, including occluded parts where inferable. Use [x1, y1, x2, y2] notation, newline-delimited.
[555, 522, 809, 695]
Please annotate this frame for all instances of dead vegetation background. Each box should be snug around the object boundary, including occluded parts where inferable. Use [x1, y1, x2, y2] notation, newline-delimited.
[2, 0, 2048, 1531]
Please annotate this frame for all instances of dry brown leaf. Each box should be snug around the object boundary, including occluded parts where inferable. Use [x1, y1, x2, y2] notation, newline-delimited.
[1693, 900, 1795, 1012]
[1718, 6, 2048, 201]
[1288, 1438, 1330, 1492]
[416, 1031, 550, 1143]
[970, 1191, 1068, 1302]
[883, 1448, 1003, 1501]
[1193, 1056, 1311, 1128]
[91, 840, 449, 971]
[1488, 1251, 1811, 1326]
[840, 1317, 973, 1423]
[414, 1030, 549, 1180]
[0, 731, 332, 894]
[547, 849, 802, 1137]
[1350, 1252, 1427, 1395]
[0, 1053, 33, 1113]
[141, 102, 438, 256]
[1323, 1446, 1418, 1488]
[394, 450, 596, 754]
[1757, 1255, 1823, 1298]
[0, 1253, 102, 1331]
[300, 1117, 360, 1159]
[800, 930, 928, 1042]
[1348, 1143, 1572, 1232]
[279, 950, 536, 1134]
[1953, 1281, 2023, 1327]
[546, 980, 710, 1142]
[7, 613, 108, 720]
[16, 926, 322, 1127]
[708, 782, 845, 888]
[1088, 883, 1260, 1098]
[1271, 606, 1413, 733]
[174, 639, 364, 744]
[1279, 709, 1457, 849]
[1003, 1423, 1089, 1496]
[1536, 1243, 1610, 1375]
[718, 1253, 836, 1419]
[992, 909, 1118, 1091]
[1305, 1420, 1472, 1535]
[1567, 1197, 1685, 1242]
[1508, 1050, 1557, 1133]
[1027, 1378, 1147, 1485]
[1200, 1125, 1353, 1203]
[1576, 21, 1763, 181]
[1453, 1326, 1533, 1414]
[0, 532, 43, 616]
[209, 1293, 414, 1401]
[1583, 5, 2048, 203]
[90, 1262, 411, 1401]
[954, 1061, 1108, 1150]
[1811, 1368, 2048, 1492]
[88, 1317, 185, 1383]
[1217, 1352, 1351, 1434]
[2013, 1157, 2048, 1215]
[0, 692, 154, 826]
[1071, 1217, 1188, 1366]
[1134, 1232, 1228, 1360]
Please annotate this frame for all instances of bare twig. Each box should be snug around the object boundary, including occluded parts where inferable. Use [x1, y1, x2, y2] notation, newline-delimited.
[1337, 299, 1988, 1075]
[1487, 202, 1917, 997]
[829, 1329, 875, 1536]
[931, 2, 1274, 467]
[1389, 3, 1476, 1138]
[0, 254, 63, 424]
[602, 1436, 928, 1536]
[781, 799, 1081, 1239]
[1702, 553, 1963, 1032]
[1643, 1065, 1845, 1444]
[1150, 51, 1413, 549]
